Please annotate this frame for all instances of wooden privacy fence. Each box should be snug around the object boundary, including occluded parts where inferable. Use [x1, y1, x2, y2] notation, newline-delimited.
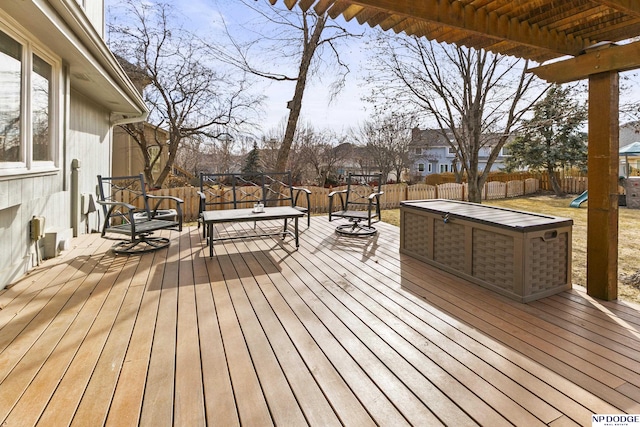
[136, 177, 549, 222]
[426, 171, 588, 194]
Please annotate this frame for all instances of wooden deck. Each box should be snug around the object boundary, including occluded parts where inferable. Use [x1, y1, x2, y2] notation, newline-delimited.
[1, 217, 639, 426]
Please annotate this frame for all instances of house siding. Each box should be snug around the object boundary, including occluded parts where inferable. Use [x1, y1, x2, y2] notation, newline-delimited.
[0, 0, 145, 291]
[0, 91, 110, 290]
[410, 128, 509, 179]
[68, 89, 112, 234]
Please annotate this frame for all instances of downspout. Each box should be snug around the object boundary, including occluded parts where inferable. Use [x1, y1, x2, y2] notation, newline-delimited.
[71, 158, 81, 237]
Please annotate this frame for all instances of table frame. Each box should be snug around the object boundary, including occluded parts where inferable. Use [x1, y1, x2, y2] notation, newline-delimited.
[202, 206, 304, 257]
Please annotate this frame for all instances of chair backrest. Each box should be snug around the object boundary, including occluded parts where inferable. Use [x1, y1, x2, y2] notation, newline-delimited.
[200, 173, 242, 210]
[200, 172, 297, 210]
[345, 173, 382, 210]
[261, 172, 295, 207]
[97, 174, 151, 221]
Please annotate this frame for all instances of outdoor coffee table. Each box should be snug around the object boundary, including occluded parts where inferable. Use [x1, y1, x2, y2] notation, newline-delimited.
[202, 206, 305, 257]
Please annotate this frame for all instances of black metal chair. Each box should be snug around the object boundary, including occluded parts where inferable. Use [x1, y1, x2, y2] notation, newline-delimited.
[328, 173, 384, 236]
[96, 174, 183, 254]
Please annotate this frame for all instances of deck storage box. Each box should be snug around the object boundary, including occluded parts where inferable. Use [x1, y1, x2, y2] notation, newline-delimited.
[400, 200, 573, 302]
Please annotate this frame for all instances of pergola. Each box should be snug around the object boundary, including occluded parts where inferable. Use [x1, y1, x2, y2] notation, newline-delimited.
[272, 0, 640, 301]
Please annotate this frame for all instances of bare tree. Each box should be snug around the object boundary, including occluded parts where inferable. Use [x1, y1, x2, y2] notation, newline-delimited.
[260, 120, 307, 182]
[366, 32, 546, 202]
[107, 0, 259, 188]
[354, 110, 415, 183]
[215, 0, 360, 174]
[298, 127, 351, 186]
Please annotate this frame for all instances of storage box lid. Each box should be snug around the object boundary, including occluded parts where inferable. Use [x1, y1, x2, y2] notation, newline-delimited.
[401, 199, 573, 231]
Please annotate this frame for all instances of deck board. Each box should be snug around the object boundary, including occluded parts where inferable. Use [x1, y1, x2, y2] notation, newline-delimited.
[0, 217, 639, 426]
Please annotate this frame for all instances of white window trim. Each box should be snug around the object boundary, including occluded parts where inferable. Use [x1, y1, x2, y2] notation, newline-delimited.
[0, 19, 61, 177]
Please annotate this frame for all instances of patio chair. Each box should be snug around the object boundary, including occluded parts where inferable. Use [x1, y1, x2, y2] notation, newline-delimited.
[328, 173, 384, 236]
[96, 174, 183, 254]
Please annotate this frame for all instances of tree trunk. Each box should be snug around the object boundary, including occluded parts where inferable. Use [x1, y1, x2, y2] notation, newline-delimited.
[548, 167, 566, 196]
[466, 169, 483, 203]
[275, 14, 327, 173]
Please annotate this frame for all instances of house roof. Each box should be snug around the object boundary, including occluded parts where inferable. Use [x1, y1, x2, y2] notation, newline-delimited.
[620, 141, 640, 155]
[0, 0, 147, 122]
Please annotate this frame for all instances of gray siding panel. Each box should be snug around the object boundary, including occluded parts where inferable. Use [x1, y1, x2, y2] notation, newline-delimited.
[0, 91, 111, 290]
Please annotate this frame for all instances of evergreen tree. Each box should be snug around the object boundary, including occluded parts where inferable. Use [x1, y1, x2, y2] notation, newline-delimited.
[242, 141, 262, 183]
[505, 85, 587, 196]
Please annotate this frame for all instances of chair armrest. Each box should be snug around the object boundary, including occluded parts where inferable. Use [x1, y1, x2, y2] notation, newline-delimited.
[147, 194, 183, 227]
[96, 199, 136, 211]
[328, 189, 347, 198]
[147, 194, 184, 212]
[368, 190, 384, 200]
[292, 186, 311, 195]
[147, 194, 184, 204]
[292, 186, 311, 209]
[196, 190, 206, 214]
[328, 189, 348, 216]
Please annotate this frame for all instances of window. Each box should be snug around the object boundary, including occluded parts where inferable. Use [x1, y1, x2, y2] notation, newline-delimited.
[0, 25, 58, 173]
[501, 146, 512, 156]
[448, 146, 456, 154]
[32, 55, 52, 161]
[418, 163, 425, 172]
[0, 30, 21, 163]
[427, 163, 432, 173]
[440, 164, 449, 173]
[415, 147, 422, 155]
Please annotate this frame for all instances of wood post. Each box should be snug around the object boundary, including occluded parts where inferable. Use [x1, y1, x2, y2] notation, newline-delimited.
[587, 71, 619, 300]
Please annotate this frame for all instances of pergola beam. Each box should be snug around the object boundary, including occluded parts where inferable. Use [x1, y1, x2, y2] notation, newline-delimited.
[594, 0, 640, 17]
[529, 40, 640, 84]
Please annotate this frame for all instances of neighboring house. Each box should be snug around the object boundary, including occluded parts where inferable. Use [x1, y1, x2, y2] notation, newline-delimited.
[409, 127, 512, 178]
[112, 124, 169, 181]
[619, 121, 640, 176]
[336, 144, 379, 177]
[0, 1, 147, 289]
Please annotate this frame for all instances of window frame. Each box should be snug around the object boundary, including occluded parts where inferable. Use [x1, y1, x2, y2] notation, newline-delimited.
[0, 20, 61, 177]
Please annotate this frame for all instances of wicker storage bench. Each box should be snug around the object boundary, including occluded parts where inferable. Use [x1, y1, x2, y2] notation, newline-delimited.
[400, 200, 573, 303]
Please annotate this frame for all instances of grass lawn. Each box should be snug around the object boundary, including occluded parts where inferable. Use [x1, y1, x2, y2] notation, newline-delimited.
[381, 194, 640, 304]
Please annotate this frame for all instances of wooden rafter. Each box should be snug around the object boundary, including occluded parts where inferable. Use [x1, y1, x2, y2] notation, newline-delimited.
[332, 0, 588, 56]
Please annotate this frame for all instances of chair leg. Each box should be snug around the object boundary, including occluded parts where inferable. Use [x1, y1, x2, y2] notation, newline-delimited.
[112, 234, 171, 254]
[335, 219, 377, 236]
